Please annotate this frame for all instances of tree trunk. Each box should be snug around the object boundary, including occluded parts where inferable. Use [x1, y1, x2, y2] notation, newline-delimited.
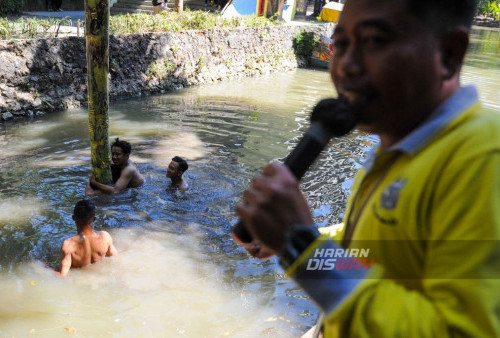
[175, 0, 183, 13]
[85, 0, 112, 184]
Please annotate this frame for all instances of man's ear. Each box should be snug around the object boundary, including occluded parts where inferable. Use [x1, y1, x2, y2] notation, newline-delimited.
[439, 27, 469, 80]
[72, 215, 76, 221]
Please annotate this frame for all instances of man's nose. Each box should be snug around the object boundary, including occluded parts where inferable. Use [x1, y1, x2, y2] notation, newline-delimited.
[335, 45, 364, 79]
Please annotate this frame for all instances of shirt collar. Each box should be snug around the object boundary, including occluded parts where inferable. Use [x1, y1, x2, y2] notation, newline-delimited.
[362, 86, 480, 170]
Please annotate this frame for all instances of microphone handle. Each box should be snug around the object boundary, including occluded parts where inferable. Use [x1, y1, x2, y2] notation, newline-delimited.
[284, 123, 334, 178]
[233, 123, 334, 243]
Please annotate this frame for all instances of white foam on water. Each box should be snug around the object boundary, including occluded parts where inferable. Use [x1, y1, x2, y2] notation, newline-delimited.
[33, 148, 91, 168]
[0, 197, 45, 225]
[110, 119, 168, 137]
[149, 133, 208, 168]
[0, 227, 292, 337]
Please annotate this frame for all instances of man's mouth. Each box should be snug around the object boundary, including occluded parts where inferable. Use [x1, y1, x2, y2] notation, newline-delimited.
[337, 83, 377, 108]
[339, 90, 373, 107]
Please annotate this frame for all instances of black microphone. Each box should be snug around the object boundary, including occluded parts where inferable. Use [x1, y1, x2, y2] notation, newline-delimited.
[233, 98, 359, 243]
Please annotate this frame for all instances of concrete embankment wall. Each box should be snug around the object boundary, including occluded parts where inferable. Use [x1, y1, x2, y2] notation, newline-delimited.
[0, 23, 334, 122]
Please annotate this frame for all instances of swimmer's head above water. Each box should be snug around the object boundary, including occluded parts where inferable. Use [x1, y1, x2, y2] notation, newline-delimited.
[167, 156, 189, 191]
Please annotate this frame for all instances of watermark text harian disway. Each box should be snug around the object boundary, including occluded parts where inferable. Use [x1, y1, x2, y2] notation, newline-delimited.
[306, 248, 375, 271]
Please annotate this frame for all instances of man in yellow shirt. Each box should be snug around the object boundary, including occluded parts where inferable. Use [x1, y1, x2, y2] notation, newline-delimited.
[236, 0, 500, 336]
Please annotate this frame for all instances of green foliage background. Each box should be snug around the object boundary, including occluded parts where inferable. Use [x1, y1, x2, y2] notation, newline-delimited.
[293, 31, 319, 58]
[478, 0, 500, 19]
[0, 0, 25, 14]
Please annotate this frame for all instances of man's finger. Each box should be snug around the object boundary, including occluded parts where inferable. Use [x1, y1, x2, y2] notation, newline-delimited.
[263, 162, 296, 183]
[262, 162, 281, 176]
[235, 202, 251, 221]
[242, 187, 267, 206]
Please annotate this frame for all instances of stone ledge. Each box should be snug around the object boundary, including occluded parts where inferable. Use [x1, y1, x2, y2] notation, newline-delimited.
[473, 17, 500, 28]
[0, 23, 334, 124]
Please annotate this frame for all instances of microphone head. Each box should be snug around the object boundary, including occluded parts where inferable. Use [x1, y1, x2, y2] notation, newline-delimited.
[310, 98, 359, 137]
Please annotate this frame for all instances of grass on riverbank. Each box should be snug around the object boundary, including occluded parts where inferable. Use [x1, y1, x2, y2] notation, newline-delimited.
[0, 16, 73, 39]
[111, 10, 281, 34]
[0, 10, 282, 40]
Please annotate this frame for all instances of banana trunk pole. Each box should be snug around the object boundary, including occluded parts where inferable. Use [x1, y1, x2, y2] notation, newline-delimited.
[85, 0, 112, 184]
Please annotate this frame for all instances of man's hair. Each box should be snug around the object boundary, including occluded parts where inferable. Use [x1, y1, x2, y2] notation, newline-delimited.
[111, 138, 131, 155]
[73, 199, 95, 226]
[404, 0, 478, 34]
[172, 156, 188, 173]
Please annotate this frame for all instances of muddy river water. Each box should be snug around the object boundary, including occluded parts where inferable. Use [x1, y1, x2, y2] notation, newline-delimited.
[0, 27, 499, 336]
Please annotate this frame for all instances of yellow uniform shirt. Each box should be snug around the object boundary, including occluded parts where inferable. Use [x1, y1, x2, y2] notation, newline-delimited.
[288, 86, 500, 337]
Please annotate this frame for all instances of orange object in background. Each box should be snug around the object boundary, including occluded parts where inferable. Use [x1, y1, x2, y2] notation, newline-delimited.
[310, 35, 334, 68]
[319, 2, 343, 23]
